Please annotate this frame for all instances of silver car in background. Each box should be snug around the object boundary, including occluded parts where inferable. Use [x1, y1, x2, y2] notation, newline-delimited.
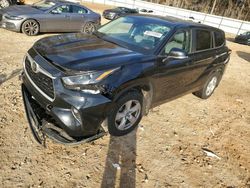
[0, 0, 101, 35]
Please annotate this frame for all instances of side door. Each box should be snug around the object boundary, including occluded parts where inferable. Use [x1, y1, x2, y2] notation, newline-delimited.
[188, 28, 217, 90]
[70, 5, 89, 32]
[45, 5, 71, 32]
[152, 29, 194, 103]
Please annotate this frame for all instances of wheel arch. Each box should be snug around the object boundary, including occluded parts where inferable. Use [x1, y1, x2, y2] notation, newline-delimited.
[113, 81, 154, 116]
[209, 65, 225, 86]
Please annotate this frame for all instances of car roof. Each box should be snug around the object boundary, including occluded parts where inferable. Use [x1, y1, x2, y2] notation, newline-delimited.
[115, 7, 133, 10]
[45, 0, 80, 6]
[129, 14, 224, 32]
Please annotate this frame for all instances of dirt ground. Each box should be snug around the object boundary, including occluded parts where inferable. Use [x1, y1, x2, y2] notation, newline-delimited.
[0, 2, 250, 188]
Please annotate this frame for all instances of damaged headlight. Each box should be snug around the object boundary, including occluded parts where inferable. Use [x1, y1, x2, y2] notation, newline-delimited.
[62, 68, 119, 94]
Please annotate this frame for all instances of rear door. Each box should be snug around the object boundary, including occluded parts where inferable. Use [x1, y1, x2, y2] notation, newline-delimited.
[213, 30, 228, 64]
[186, 28, 217, 90]
[45, 4, 71, 32]
[70, 5, 89, 32]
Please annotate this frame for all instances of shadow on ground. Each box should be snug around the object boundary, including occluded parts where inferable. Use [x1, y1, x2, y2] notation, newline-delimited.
[237, 51, 250, 62]
[0, 69, 22, 86]
[101, 128, 137, 188]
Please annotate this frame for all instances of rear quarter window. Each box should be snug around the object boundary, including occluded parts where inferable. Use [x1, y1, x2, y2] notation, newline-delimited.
[214, 31, 225, 47]
[195, 29, 212, 51]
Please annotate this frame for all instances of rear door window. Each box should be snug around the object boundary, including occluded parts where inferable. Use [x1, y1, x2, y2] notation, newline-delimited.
[53, 5, 71, 13]
[195, 29, 212, 51]
[214, 31, 224, 47]
[71, 5, 87, 14]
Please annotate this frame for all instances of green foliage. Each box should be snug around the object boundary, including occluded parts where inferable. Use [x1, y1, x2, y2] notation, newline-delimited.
[144, 0, 250, 21]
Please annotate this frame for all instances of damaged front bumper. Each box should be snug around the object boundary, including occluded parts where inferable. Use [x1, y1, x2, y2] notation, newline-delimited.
[22, 84, 107, 145]
[21, 49, 114, 145]
[22, 84, 107, 146]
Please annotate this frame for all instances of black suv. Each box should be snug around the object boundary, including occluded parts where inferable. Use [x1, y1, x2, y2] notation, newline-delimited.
[22, 15, 231, 144]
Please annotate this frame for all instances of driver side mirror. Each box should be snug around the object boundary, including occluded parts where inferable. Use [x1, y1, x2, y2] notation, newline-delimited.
[163, 48, 188, 62]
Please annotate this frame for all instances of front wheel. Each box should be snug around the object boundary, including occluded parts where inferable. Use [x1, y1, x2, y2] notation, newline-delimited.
[0, 0, 10, 9]
[107, 91, 143, 136]
[193, 72, 221, 99]
[21, 19, 39, 36]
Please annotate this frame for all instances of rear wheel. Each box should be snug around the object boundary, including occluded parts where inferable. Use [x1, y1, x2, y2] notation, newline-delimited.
[107, 91, 143, 136]
[193, 72, 221, 99]
[21, 19, 39, 36]
[82, 22, 96, 34]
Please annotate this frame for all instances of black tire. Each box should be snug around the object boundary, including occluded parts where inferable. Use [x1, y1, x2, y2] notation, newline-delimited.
[193, 72, 222, 99]
[82, 22, 96, 34]
[21, 19, 39, 36]
[107, 91, 143, 136]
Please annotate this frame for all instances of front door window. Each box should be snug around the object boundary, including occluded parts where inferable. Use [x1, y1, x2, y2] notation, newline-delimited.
[163, 30, 191, 54]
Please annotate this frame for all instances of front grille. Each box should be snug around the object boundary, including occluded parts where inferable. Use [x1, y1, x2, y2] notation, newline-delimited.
[25, 57, 54, 100]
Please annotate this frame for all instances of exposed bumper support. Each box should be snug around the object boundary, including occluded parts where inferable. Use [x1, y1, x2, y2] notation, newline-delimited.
[22, 85, 107, 146]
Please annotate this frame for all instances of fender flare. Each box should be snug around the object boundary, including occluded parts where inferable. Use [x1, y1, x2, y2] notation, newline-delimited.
[112, 80, 154, 115]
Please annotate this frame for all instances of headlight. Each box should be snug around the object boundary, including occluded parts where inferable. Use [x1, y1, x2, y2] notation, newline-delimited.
[109, 12, 116, 17]
[62, 68, 119, 94]
[4, 15, 23, 20]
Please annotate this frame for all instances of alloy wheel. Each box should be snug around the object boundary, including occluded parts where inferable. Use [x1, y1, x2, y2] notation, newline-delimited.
[115, 100, 141, 131]
[23, 21, 39, 36]
[0, 0, 10, 8]
[83, 23, 95, 34]
[206, 76, 217, 96]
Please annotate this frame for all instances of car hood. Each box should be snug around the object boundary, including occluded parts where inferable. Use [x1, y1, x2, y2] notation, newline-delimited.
[33, 33, 147, 72]
[1, 5, 42, 16]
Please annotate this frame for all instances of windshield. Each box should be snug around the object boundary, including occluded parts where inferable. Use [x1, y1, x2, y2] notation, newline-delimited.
[32, 0, 56, 11]
[115, 7, 126, 11]
[97, 16, 172, 52]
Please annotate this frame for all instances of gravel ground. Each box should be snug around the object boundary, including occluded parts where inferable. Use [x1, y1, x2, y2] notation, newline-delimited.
[0, 2, 250, 188]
